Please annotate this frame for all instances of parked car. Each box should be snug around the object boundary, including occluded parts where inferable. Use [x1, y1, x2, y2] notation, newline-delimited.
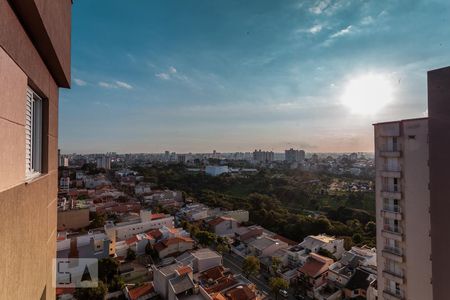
[279, 289, 288, 298]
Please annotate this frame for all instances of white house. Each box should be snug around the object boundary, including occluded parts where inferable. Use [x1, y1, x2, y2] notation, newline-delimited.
[208, 216, 239, 237]
[105, 210, 174, 241]
[247, 236, 289, 257]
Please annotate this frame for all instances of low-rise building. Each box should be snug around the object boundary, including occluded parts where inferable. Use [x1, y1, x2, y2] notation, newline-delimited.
[328, 246, 377, 287]
[342, 268, 377, 299]
[57, 207, 90, 230]
[153, 237, 195, 259]
[205, 165, 229, 176]
[208, 216, 239, 237]
[247, 236, 289, 257]
[105, 210, 174, 241]
[176, 248, 223, 273]
[298, 253, 334, 299]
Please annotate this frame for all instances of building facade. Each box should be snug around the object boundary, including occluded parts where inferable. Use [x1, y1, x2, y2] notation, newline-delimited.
[285, 148, 305, 163]
[374, 118, 433, 300]
[428, 66, 450, 300]
[0, 1, 71, 299]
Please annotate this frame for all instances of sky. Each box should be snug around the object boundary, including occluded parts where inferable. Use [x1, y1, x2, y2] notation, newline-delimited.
[60, 0, 450, 154]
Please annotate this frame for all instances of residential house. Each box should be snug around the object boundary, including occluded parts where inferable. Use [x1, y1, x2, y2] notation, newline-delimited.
[247, 236, 289, 257]
[342, 268, 377, 299]
[208, 216, 239, 237]
[153, 237, 195, 259]
[328, 246, 377, 287]
[298, 253, 334, 299]
[176, 248, 223, 273]
[124, 282, 157, 300]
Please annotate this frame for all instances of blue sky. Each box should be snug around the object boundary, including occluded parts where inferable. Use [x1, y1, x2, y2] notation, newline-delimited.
[60, 0, 450, 153]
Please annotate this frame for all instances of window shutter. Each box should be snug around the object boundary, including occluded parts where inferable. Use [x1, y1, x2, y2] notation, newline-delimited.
[32, 93, 42, 172]
[25, 89, 33, 177]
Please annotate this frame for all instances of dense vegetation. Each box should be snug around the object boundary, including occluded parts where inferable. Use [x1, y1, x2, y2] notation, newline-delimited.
[133, 164, 376, 248]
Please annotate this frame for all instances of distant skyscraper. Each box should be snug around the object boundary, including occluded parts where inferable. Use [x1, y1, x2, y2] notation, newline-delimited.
[285, 148, 305, 163]
[96, 155, 111, 169]
[373, 66, 450, 300]
[253, 149, 274, 163]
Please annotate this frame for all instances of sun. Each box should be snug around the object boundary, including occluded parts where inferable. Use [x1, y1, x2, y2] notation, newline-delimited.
[341, 73, 393, 114]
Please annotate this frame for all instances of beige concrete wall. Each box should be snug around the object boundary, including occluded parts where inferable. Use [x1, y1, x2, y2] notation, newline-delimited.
[57, 208, 90, 230]
[402, 119, 432, 300]
[0, 1, 62, 298]
[0, 47, 27, 191]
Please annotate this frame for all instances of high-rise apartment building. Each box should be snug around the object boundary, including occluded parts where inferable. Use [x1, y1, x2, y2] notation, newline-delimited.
[0, 1, 72, 299]
[428, 66, 450, 300]
[253, 149, 274, 163]
[285, 148, 306, 163]
[96, 155, 111, 169]
[374, 118, 432, 300]
[373, 66, 450, 300]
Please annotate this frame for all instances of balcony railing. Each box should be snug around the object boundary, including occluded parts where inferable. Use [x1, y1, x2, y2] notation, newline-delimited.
[383, 225, 403, 235]
[383, 289, 404, 299]
[383, 268, 404, 279]
[383, 205, 401, 214]
[383, 246, 403, 256]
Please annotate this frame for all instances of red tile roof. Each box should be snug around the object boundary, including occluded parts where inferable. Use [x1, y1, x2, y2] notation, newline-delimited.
[200, 265, 225, 281]
[298, 253, 333, 278]
[205, 276, 237, 293]
[128, 282, 154, 300]
[147, 229, 162, 240]
[208, 216, 234, 227]
[177, 265, 193, 276]
[126, 236, 139, 245]
[225, 285, 257, 300]
[151, 213, 167, 220]
[273, 234, 297, 246]
[154, 237, 194, 252]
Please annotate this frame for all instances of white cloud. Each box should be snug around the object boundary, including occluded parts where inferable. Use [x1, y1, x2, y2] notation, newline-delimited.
[308, 24, 323, 34]
[169, 66, 177, 74]
[98, 80, 133, 89]
[115, 80, 133, 89]
[361, 16, 374, 26]
[309, 0, 331, 14]
[98, 81, 114, 88]
[330, 25, 353, 38]
[155, 73, 171, 80]
[73, 78, 87, 86]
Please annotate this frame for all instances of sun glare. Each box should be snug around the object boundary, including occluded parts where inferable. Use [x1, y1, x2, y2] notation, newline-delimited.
[341, 73, 393, 115]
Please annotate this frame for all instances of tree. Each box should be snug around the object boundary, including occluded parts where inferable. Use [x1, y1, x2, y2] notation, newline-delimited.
[109, 275, 125, 292]
[74, 280, 108, 300]
[242, 256, 260, 278]
[352, 233, 363, 244]
[271, 257, 282, 275]
[195, 230, 217, 246]
[365, 221, 376, 235]
[269, 277, 289, 300]
[216, 243, 230, 254]
[126, 248, 136, 261]
[90, 212, 106, 229]
[317, 248, 336, 261]
[98, 258, 119, 283]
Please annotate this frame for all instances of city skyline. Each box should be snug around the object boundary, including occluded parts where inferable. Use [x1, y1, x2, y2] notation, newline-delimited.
[61, 0, 450, 153]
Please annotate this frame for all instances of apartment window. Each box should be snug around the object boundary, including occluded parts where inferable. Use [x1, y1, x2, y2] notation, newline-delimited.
[25, 88, 43, 179]
[392, 137, 398, 151]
